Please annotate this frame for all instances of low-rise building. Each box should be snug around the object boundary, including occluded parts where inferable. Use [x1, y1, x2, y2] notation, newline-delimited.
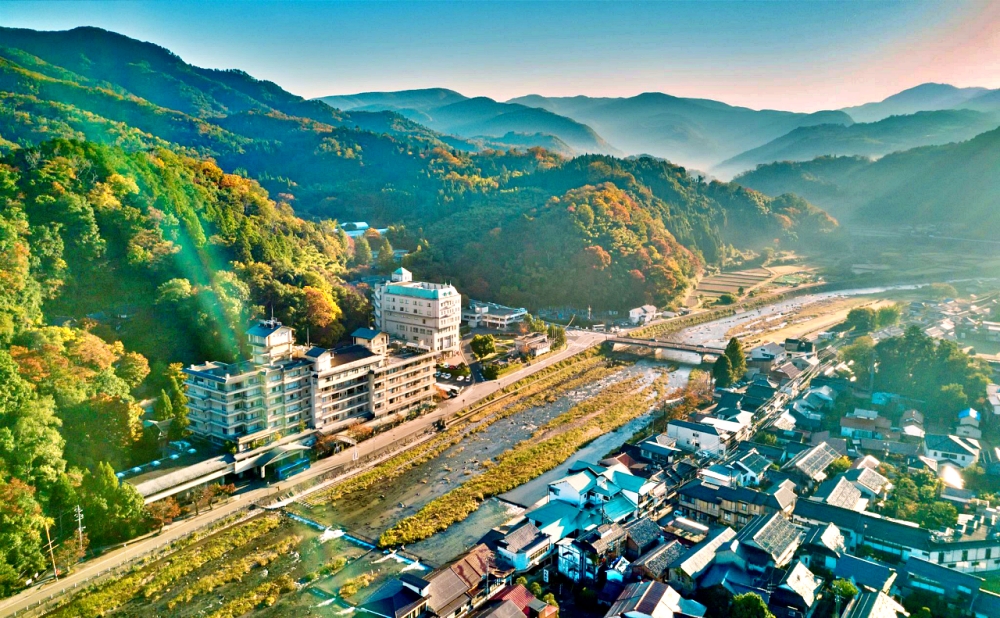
[515, 333, 550, 358]
[667, 420, 730, 457]
[924, 433, 981, 468]
[677, 478, 797, 529]
[628, 305, 658, 325]
[463, 300, 528, 330]
[604, 581, 706, 618]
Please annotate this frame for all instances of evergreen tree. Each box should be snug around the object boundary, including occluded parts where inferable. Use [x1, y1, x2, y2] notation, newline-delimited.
[353, 236, 372, 267]
[80, 462, 147, 545]
[713, 354, 734, 387]
[724, 337, 747, 381]
[376, 236, 396, 274]
[154, 389, 173, 421]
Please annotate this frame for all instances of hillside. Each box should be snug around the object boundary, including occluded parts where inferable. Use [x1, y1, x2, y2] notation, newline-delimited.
[319, 89, 617, 155]
[734, 126, 1000, 232]
[0, 26, 836, 317]
[715, 109, 1000, 177]
[507, 92, 854, 169]
[841, 83, 991, 123]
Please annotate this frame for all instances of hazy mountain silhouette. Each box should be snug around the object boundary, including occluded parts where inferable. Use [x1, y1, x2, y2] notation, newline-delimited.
[841, 83, 990, 123]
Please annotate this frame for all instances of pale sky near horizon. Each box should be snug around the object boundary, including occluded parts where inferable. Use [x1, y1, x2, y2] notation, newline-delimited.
[3, 0, 1000, 112]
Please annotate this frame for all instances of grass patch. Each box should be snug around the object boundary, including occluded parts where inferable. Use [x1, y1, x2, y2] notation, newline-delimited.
[47, 514, 283, 618]
[205, 574, 297, 618]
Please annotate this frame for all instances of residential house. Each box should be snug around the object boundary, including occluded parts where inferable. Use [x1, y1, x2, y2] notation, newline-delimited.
[798, 522, 845, 571]
[784, 338, 816, 356]
[667, 420, 730, 457]
[732, 512, 804, 571]
[749, 342, 787, 372]
[677, 479, 797, 530]
[956, 408, 982, 439]
[629, 305, 658, 325]
[781, 442, 841, 487]
[359, 545, 511, 618]
[842, 591, 909, 618]
[631, 540, 689, 582]
[841, 413, 895, 441]
[515, 333, 550, 358]
[700, 409, 755, 443]
[556, 523, 625, 583]
[810, 476, 866, 511]
[924, 434, 981, 468]
[604, 581, 707, 618]
[667, 527, 738, 594]
[834, 554, 897, 594]
[495, 521, 550, 572]
[638, 434, 682, 467]
[769, 362, 803, 386]
[623, 517, 664, 559]
[483, 585, 557, 618]
[769, 560, 823, 618]
[843, 467, 892, 500]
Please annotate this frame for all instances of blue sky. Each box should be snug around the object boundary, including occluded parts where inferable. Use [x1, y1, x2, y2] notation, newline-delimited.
[3, 1, 998, 111]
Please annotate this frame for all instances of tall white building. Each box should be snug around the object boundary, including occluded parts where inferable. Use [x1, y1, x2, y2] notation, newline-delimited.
[373, 268, 461, 353]
[184, 320, 437, 452]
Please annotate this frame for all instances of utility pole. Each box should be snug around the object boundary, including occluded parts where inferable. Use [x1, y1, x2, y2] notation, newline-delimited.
[74, 505, 85, 548]
[44, 524, 58, 581]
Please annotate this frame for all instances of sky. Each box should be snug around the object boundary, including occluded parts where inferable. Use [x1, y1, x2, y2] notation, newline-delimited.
[3, 0, 1000, 112]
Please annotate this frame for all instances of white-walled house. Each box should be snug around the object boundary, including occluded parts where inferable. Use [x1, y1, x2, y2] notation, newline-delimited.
[667, 420, 730, 457]
[924, 434, 981, 468]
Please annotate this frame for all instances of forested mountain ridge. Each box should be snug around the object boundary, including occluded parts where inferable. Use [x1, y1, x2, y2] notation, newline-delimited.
[0, 25, 836, 315]
[715, 109, 1000, 177]
[318, 89, 618, 155]
[734, 125, 1000, 231]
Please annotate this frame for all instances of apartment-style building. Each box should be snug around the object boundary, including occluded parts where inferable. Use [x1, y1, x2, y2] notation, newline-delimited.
[374, 267, 462, 353]
[184, 320, 437, 451]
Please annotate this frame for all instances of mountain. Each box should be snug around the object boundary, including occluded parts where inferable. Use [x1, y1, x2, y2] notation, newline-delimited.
[841, 83, 991, 123]
[506, 92, 854, 170]
[0, 26, 837, 316]
[319, 87, 467, 112]
[734, 126, 1000, 232]
[715, 109, 1000, 177]
[468, 131, 576, 157]
[960, 88, 1000, 114]
[318, 89, 617, 155]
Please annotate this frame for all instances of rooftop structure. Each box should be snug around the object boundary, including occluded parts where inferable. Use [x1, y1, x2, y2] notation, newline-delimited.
[463, 299, 528, 329]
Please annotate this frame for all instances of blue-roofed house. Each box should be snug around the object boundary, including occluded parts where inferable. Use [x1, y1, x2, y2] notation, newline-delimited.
[956, 408, 982, 439]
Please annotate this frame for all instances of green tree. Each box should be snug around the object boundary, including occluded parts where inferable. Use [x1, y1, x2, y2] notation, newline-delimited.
[547, 324, 566, 349]
[830, 578, 858, 602]
[846, 307, 877, 332]
[541, 592, 558, 609]
[875, 304, 902, 328]
[724, 338, 746, 381]
[470, 334, 496, 359]
[839, 336, 875, 376]
[529, 581, 543, 598]
[827, 456, 852, 477]
[732, 592, 774, 618]
[928, 283, 957, 300]
[80, 462, 147, 545]
[0, 478, 49, 597]
[352, 236, 372, 267]
[713, 354, 734, 387]
[154, 389, 173, 421]
[114, 351, 150, 390]
[915, 501, 958, 530]
[375, 236, 396, 274]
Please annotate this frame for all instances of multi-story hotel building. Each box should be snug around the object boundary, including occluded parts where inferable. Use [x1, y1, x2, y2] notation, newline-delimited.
[373, 268, 461, 353]
[184, 319, 437, 451]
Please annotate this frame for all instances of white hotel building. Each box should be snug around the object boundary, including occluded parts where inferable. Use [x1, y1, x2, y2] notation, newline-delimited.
[373, 268, 462, 353]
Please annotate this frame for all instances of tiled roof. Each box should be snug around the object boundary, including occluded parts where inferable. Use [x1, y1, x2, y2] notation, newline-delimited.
[498, 521, 544, 553]
[925, 434, 979, 456]
[736, 513, 803, 562]
[782, 442, 840, 482]
[843, 591, 907, 618]
[802, 522, 845, 555]
[844, 467, 890, 494]
[623, 517, 663, 549]
[669, 419, 723, 436]
[835, 554, 896, 592]
[632, 540, 688, 579]
[779, 561, 823, 608]
[668, 526, 737, 578]
[793, 500, 932, 552]
[493, 584, 535, 612]
[812, 476, 863, 510]
[358, 579, 426, 618]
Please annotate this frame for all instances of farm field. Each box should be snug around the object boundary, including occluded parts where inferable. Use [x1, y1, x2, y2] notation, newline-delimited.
[687, 265, 819, 307]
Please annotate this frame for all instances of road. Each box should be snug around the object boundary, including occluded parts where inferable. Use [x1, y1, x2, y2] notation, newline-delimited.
[0, 328, 609, 618]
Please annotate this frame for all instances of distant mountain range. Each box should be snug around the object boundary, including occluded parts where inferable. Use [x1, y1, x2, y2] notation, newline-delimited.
[734, 125, 1000, 233]
[318, 89, 617, 155]
[506, 92, 854, 171]
[840, 83, 996, 123]
[715, 109, 1000, 177]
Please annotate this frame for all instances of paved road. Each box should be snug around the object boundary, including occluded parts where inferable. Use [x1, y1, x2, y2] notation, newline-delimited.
[0, 329, 608, 618]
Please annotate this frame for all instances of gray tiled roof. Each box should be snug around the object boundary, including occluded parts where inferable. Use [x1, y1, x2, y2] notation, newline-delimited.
[835, 554, 896, 592]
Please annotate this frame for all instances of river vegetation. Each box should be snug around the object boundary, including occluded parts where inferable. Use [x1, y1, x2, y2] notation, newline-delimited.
[378, 371, 675, 546]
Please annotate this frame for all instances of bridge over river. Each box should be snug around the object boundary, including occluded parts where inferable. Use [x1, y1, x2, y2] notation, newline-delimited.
[607, 336, 725, 364]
